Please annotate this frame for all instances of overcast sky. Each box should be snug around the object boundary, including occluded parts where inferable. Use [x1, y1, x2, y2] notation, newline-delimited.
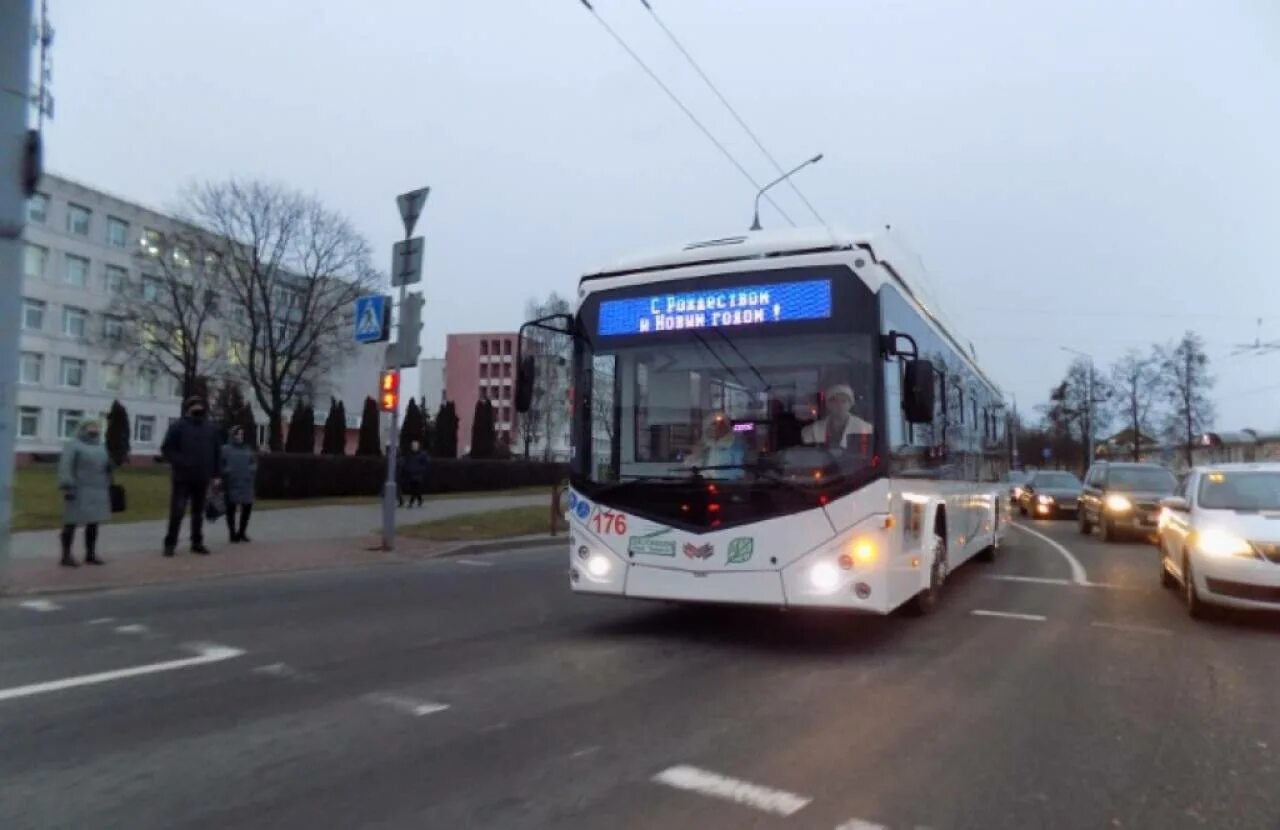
[46, 0, 1280, 429]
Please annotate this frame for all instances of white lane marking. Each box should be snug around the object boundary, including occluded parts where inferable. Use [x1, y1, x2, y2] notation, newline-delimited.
[361, 692, 450, 717]
[19, 599, 61, 612]
[834, 820, 888, 830]
[455, 559, 494, 567]
[253, 662, 316, 682]
[114, 624, 150, 635]
[0, 642, 245, 703]
[987, 574, 1074, 586]
[1009, 523, 1089, 585]
[652, 765, 811, 817]
[570, 746, 601, 760]
[87, 617, 115, 625]
[1090, 621, 1173, 636]
[971, 609, 1047, 622]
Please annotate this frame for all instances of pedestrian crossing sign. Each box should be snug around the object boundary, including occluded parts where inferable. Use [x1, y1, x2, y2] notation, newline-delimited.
[355, 295, 391, 344]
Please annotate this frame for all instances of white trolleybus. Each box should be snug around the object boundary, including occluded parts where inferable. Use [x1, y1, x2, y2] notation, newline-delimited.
[516, 228, 1010, 615]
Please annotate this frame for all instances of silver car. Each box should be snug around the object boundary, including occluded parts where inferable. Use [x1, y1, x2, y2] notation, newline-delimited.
[1157, 464, 1280, 618]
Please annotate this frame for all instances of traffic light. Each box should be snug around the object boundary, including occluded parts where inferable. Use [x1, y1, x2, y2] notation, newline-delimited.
[379, 370, 400, 412]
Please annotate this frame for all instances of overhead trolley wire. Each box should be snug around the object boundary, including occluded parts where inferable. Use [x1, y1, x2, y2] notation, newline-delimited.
[578, 0, 795, 226]
[637, 0, 825, 226]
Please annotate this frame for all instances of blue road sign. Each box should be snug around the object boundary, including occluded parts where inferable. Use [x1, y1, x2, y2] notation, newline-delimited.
[355, 295, 390, 344]
[1042, 447, 1052, 460]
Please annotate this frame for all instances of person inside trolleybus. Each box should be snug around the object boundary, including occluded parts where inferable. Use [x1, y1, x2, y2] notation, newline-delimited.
[684, 410, 746, 479]
[801, 383, 873, 450]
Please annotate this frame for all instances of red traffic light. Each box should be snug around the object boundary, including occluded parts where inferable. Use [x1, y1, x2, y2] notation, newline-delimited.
[379, 370, 400, 412]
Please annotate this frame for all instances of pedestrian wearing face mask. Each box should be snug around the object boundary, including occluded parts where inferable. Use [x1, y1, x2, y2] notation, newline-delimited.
[160, 396, 222, 556]
[220, 426, 257, 543]
[57, 419, 112, 567]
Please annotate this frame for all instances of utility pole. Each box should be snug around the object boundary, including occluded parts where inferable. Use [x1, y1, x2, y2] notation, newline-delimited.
[1, 0, 37, 582]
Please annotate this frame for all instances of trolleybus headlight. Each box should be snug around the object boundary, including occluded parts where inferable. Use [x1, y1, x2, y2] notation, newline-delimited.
[586, 554, 612, 578]
[809, 561, 840, 592]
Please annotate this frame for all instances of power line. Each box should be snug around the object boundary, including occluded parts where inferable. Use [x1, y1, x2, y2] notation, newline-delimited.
[955, 305, 1260, 322]
[577, 0, 794, 226]
[637, 0, 824, 225]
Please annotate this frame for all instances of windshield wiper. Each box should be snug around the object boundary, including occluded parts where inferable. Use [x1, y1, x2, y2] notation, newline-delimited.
[691, 463, 835, 498]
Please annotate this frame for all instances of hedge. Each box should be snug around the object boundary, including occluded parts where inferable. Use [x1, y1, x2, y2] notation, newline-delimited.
[253, 453, 568, 499]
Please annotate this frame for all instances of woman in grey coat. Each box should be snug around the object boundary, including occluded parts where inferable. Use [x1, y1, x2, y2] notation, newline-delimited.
[220, 427, 257, 543]
[57, 419, 111, 567]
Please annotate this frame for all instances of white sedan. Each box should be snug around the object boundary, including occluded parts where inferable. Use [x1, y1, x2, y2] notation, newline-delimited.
[1157, 464, 1280, 618]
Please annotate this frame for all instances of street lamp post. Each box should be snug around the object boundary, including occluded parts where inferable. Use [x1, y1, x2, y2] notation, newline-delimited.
[1060, 346, 1096, 465]
[750, 153, 823, 231]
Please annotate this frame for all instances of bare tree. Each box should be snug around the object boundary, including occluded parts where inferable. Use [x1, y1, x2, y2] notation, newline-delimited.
[1041, 358, 1113, 472]
[522, 291, 572, 461]
[105, 225, 225, 401]
[182, 180, 380, 450]
[1159, 331, 1215, 468]
[1109, 349, 1161, 461]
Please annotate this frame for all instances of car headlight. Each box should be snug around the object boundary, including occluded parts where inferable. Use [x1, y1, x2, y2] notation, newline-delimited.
[1104, 494, 1132, 512]
[1037, 494, 1054, 505]
[1013, 487, 1025, 498]
[1196, 528, 1255, 559]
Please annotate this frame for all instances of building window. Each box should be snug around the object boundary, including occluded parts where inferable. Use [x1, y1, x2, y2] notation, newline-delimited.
[503, 363, 512, 378]
[27, 193, 48, 223]
[18, 407, 40, 439]
[19, 351, 43, 385]
[67, 203, 91, 236]
[480, 340, 489, 356]
[107, 216, 129, 248]
[134, 415, 156, 444]
[479, 363, 488, 379]
[200, 333, 220, 360]
[501, 385, 511, 401]
[62, 306, 88, 339]
[137, 368, 159, 397]
[228, 339, 246, 366]
[58, 409, 84, 440]
[60, 357, 86, 388]
[501, 406, 511, 423]
[22, 298, 46, 331]
[64, 254, 90, 288]
[24, 243, 47, 278]
[491, 339, 501, 356]
[503, 339, 512, 356]
[101, 363, 122, 392]
[171, 246, 191, 269]
[141, 275, 162, 301]
[140, 227, 162, 256]
[104, 265, 127, 295]
[479, 386, 487, 400]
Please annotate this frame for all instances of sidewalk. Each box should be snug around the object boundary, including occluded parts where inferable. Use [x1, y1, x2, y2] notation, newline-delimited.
[3, 493, 554, 596]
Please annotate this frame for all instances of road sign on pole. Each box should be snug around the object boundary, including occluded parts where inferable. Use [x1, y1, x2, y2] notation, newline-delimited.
[391, 237, 424, 287]
[396, 187, 430, 238]
[354, 295, 391, 343]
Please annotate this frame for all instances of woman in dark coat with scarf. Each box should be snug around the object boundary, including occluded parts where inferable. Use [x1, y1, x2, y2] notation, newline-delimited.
[57, 419, 111, 567]
[220, 427, 257, 542]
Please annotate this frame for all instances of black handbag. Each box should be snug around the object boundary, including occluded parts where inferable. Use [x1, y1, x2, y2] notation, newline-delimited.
[205, 486, 226, 521]
[109, 484, 127, 513]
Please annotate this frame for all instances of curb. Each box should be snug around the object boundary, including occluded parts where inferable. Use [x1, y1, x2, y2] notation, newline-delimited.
[0, 536, 566, 599]
[430, 535, 566, 558]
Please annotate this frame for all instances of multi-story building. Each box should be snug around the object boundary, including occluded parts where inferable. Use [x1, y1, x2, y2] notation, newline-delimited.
[444, 333, 518, 456]
[16, 173, 382, 462]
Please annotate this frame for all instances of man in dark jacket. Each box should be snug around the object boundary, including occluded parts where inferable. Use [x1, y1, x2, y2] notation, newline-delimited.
[400, 440, 429, 507]
[161, 396, 222, 556]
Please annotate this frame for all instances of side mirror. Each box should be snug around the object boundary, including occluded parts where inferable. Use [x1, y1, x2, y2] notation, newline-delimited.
[1160, 496, 1190, 513]
[515, 355, 536, 414]
[902, 359, 936, 424]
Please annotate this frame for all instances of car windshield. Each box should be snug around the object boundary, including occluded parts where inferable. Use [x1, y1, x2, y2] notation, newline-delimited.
[1197, 472, 1280, 511]
[1107, 467, 1176, 492]
[1004, 472, 1028, 484]
[1033, 472, 1080, 488]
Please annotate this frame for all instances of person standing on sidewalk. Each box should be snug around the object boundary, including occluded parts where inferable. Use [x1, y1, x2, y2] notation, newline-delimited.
[401, 440, 430, 508]
[56, 419, 111, 567]
[220, 427, 257, 543]
[161, 396, 222, 557]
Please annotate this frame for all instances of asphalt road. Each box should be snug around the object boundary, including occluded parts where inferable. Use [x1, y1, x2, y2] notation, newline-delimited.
[3, 519, 1280, 829]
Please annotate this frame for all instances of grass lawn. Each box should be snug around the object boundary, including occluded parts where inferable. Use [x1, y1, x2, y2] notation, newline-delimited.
[12, 466, 557, 532]
[399, 505, 555, 541]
